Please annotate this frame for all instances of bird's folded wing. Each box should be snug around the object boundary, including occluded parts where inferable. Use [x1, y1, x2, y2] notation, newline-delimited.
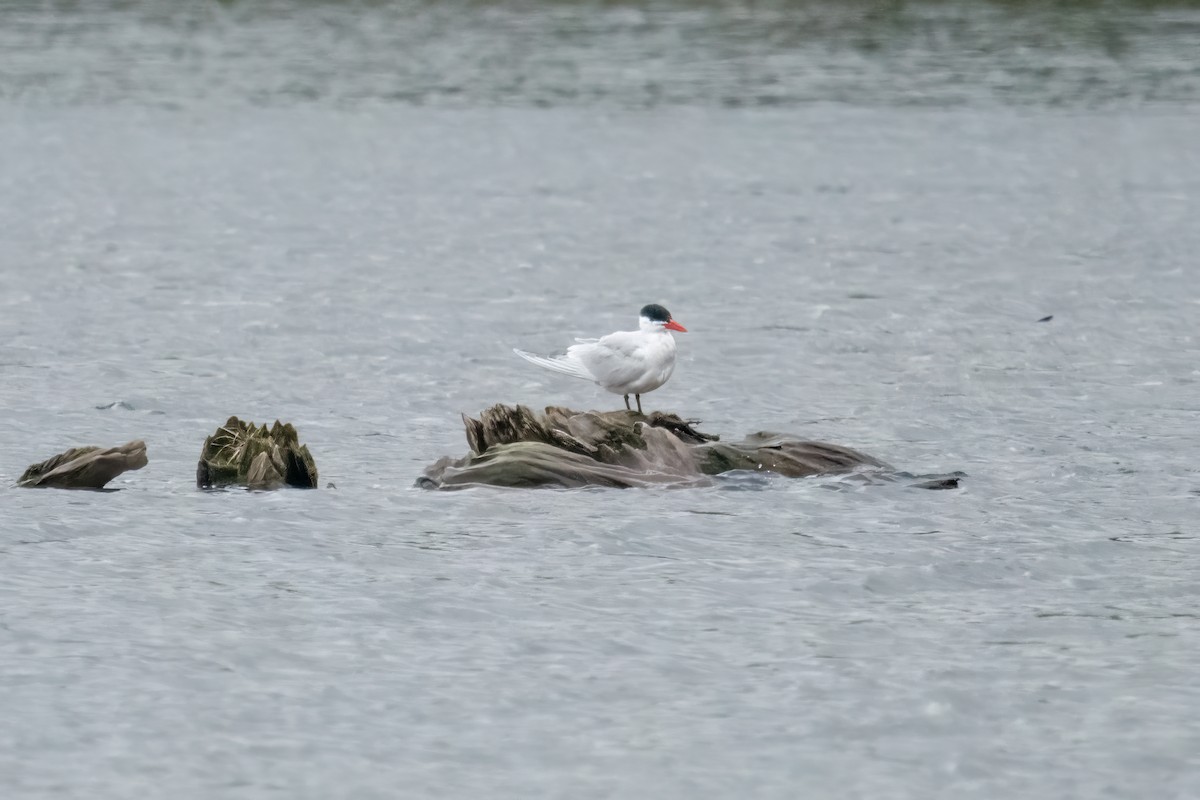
[574, 335, 648, 388]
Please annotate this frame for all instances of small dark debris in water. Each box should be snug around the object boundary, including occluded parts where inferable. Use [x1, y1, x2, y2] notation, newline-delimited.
[893, 470, 966, 490]
[847, 292, 883, 300]
[1037, 315, 1054, 322]
[96, 400, 135, 411]
[326, 482, 337, 489]
[912, 477, 961, 490]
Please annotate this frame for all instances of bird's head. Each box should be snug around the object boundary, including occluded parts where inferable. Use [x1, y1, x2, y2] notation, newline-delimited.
[639, 303, 687, 333]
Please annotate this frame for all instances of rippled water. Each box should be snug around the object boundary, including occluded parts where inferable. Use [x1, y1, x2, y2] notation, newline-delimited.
[4, 0, 1200, 109]
[2, 2, 1199, 798]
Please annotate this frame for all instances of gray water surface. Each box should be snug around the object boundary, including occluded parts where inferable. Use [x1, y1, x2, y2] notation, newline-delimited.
[4, 0, 1200, 109]
[2, 3, 1199, 798]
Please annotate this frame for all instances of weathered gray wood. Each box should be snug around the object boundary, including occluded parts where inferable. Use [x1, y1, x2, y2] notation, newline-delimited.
[18, 440, 148, 489]
[695, 432, 891, 478]
[418, 405, 916, 490]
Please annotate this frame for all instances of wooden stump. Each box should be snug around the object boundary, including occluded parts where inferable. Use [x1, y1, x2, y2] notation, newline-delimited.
[196, 417, 318, 490]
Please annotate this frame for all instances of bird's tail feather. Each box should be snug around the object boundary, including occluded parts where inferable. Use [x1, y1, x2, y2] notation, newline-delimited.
[513, 348, 593, 381]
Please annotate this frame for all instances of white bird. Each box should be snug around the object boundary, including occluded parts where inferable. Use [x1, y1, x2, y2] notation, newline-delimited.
[514, 303, 688, 414]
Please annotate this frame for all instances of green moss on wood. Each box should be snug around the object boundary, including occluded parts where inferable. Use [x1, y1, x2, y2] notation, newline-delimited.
[196, 416, 317, 490]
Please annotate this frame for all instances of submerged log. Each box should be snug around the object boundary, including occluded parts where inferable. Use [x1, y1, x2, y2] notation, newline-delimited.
[18, 440, 148, 489]
[418, 405, 944, 490]
[695, 432, 889, 478]
[196, 417, 318, 490]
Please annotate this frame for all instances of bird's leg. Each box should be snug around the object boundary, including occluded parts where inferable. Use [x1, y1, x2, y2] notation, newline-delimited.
[636, 394, 643, 414]
[624, 394, 631, 411]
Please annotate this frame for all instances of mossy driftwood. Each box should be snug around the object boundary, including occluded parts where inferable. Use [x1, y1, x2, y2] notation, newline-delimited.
[196, 417, 318, 490]
[419, 405, 955, 490]
[18, 440, 148, 490]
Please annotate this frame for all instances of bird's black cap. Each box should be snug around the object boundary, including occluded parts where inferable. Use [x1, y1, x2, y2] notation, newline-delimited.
[639, 303, 672, 322]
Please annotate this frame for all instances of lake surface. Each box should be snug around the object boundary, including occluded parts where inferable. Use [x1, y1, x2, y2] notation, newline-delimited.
[2, 2, 1199, 797]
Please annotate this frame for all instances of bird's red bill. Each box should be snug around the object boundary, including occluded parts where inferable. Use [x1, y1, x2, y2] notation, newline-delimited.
[664, 319, 687, 332]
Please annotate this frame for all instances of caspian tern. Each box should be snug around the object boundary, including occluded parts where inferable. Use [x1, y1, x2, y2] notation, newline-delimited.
[513, 304, 688, 414]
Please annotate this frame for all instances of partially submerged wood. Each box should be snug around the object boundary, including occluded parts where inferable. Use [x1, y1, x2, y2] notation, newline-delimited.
[424, 405, 706, 488]
[196, 417, 318, 490]
[419, 405, 944, 490]
[696, 433, 890, 478]
[18, 440, 148, 490]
